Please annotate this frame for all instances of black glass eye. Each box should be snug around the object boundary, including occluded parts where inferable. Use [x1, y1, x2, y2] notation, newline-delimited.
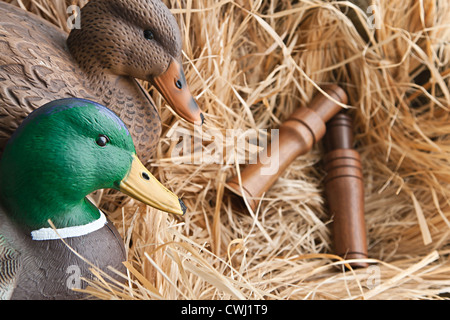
[175, 79, 183, 89]
[144, 30, 154, 40]
[96, 134, 110, 147]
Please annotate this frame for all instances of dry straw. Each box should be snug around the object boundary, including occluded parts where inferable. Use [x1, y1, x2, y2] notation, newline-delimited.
[3, 0, 450, 299]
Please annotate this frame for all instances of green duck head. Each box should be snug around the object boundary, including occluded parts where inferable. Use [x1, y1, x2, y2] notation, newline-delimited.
[0, 98, 186, 232]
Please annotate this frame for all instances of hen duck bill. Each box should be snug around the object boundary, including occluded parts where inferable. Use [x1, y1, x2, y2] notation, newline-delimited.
[150, 58, 204, 126]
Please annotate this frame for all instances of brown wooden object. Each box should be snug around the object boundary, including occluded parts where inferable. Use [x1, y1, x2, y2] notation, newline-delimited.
[324, 112, 369, 268]
[227, 85, 347, 211]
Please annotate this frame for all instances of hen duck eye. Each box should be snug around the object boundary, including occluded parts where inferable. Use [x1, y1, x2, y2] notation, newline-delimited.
[144, 30, 154, 40]
[96, 134, 110, 147]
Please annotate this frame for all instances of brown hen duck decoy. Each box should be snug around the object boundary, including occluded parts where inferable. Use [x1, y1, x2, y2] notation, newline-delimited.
[0, 0, 203, 161]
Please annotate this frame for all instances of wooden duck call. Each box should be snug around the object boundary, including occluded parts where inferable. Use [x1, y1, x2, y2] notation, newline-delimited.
[324, 112, 369, 268]
[227, 85, 347, 211]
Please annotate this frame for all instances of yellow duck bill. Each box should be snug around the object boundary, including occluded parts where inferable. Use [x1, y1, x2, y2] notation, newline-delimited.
[119, 155, 186, 216]
[150, 58, 204, 126]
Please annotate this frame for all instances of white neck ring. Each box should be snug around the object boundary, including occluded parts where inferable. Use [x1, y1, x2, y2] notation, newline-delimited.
[30, 210, 107, 241]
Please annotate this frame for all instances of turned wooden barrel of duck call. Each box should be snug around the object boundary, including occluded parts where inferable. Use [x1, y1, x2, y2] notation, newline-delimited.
[324, 112, 369, 268]
[227, 85, 347, 211]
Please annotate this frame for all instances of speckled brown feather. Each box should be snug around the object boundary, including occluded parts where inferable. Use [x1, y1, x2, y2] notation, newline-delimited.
[0, 204, 126, 300]
[0, 0, 184, 161]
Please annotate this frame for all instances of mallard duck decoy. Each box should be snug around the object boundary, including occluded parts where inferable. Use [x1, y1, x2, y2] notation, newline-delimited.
[0, 0, 203, 161]
[0, 98, 186, 300]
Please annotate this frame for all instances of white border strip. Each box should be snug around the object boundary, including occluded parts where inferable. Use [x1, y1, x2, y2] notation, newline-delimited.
[31, 210, 107, 241]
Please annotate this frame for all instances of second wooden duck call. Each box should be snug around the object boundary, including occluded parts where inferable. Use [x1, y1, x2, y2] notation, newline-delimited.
[227, 85, 347, 211]
[324, 112, 369, 268]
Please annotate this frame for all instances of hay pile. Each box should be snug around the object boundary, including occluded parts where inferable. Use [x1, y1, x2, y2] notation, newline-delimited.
[4, 0, 450, 299]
